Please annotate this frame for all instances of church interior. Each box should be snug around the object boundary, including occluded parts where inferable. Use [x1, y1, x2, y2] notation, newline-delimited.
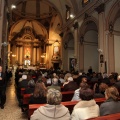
[0, 0, 120, 119]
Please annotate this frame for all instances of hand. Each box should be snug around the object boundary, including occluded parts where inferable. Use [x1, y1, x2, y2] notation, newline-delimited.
[0, 77, 2, 80]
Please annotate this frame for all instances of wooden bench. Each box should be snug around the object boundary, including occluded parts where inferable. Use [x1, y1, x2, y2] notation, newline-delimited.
[89, 112, 120, 120]
[62, 91, 74, 101]
[28, 98, 106, 118]
[21, 88, 25, 96]
[23, 91, 74, 105]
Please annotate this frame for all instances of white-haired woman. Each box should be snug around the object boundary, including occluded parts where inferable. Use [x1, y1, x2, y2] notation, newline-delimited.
[30, 88, 70, 120]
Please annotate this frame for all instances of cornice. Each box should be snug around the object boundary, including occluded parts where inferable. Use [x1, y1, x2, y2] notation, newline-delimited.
[61, 0, 111, 31]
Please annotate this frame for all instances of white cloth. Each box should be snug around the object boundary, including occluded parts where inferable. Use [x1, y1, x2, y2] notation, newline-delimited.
[71, 100, 99, 120]
[71, 88, 80, 101]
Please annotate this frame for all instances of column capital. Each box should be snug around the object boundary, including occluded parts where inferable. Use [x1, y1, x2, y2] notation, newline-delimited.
[73, 22, 78, 29]
[95, 3, 105, 14]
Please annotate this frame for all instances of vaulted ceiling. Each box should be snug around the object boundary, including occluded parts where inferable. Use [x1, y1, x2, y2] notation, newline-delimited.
[7, 0, 83, 43]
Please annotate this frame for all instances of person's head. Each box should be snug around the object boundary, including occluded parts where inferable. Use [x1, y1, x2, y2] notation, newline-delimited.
[47, 88, 62, 105]
[0, 66, 2, 72]
[99, 83, 108, 93]
[64, 73, 72, 81]
[81, 76, 87, 83]
[80, 82, 89, 89]
[117, 75, 120, 81]
[67, 77, 73, 82]
[105, 86, 119, 101]
[80, 88, 94, 101]
[22, 74, 27, 80]
[28, 80, 35, 88]
[33, 80, 47, 97]
[52, 78, 58, 85]
[27, 74, 32, 80]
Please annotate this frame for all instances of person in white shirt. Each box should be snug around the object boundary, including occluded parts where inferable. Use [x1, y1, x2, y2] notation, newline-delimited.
[71, 76, 88, 101]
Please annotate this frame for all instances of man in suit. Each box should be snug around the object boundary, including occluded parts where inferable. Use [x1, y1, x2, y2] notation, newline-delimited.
[0, 66, 6, 109]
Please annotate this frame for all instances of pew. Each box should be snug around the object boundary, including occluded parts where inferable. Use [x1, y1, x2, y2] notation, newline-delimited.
[23, 91, 74, 105]
[21, 88, 25, 96]
[89, 112, 120, 120]
[62, 91, 74, 101]
[28, 98, 106, 118]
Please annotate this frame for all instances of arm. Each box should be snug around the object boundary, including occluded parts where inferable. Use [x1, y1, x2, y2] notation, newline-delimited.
[71, 110, 79, 120]
[30, 109, 40, 120]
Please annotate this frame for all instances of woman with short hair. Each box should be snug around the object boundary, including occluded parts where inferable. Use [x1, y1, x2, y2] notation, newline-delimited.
[100, 86, 120, 116]
[30, 88, 70, 120]
[71, 88, 99, 120]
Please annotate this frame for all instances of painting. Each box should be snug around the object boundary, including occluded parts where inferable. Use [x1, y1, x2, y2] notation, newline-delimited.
[100, 54, 104, 63]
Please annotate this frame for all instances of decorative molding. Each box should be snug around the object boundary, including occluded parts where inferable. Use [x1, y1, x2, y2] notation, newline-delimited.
[59, 32, 64, 37]
[73, 22, 78, 29]
[95, 3, 105, 14]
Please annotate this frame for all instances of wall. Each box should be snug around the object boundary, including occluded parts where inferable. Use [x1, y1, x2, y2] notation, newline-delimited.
[114, 17, 120, 74]
[84, 30, 98, 73]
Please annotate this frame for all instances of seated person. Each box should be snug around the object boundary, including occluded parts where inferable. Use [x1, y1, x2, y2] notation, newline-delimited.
[25, 80, 35, 94]
[100, 86, 120, 116]
[63, 77, 78, 91]
[94, 83, 108, 98]
[71, 88, 99, 120]
[30, 88, 70, 120]
[71, 77, 88, 101]
[47, 78, 61, 91]
[29, 80, 47, 104]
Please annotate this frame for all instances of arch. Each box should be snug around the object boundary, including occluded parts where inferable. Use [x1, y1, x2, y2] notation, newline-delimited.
[106, 1, 120, 30]
[79, 17, 98, 36]
[13, 0, 63, 27]
[9, 19, 48, 41]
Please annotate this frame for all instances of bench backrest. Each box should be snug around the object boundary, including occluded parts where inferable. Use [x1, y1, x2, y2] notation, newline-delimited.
[28, 98, 106, 118]
[88, 112, 120, 120]
[23, 91, 74, 104]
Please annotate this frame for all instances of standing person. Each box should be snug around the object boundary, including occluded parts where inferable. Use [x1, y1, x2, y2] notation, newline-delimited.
[0, 66, 6, 109]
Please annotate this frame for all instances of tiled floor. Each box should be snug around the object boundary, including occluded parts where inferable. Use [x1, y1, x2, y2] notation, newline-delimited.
[0, 78, 27, 120]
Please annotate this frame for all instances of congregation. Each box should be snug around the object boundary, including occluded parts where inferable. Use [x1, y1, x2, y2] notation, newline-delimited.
[13, 67, 120, 120]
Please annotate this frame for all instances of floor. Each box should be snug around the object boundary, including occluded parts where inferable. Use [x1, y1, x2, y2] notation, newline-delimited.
[0, 78, 27, 120]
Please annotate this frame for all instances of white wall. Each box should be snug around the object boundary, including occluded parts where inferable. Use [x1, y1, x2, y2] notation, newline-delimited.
[84, 45, 98, 72]
[114, 17, 120, 74]
[84, 30, 98, 73]
[114, 35, 120, 74]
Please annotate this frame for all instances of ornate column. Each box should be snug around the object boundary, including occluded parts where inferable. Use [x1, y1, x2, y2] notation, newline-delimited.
[16, 45, 19, 62]
[0, 0, 5, 58]
[37, 47, 40, 63]
[33, 46, 37, 65]
[19, 45, 23, 65]
[95, 3, 105, 73]
[73, 22, 79, 71]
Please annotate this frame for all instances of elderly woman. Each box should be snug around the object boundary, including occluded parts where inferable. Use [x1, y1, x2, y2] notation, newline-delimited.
[30, 88, 70, 120]
[71, 88, 99, 120]
[100, 86, 120, 116]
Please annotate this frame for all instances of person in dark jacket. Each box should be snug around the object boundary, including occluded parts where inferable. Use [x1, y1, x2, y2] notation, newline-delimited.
[100, 86, 120, 116]
[63, 77, 78, 91]
[0, 66, 6, 109]
[114, 75, 120, 91]
[25, 80, 35, 94]
[29, 80, 47, 104]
